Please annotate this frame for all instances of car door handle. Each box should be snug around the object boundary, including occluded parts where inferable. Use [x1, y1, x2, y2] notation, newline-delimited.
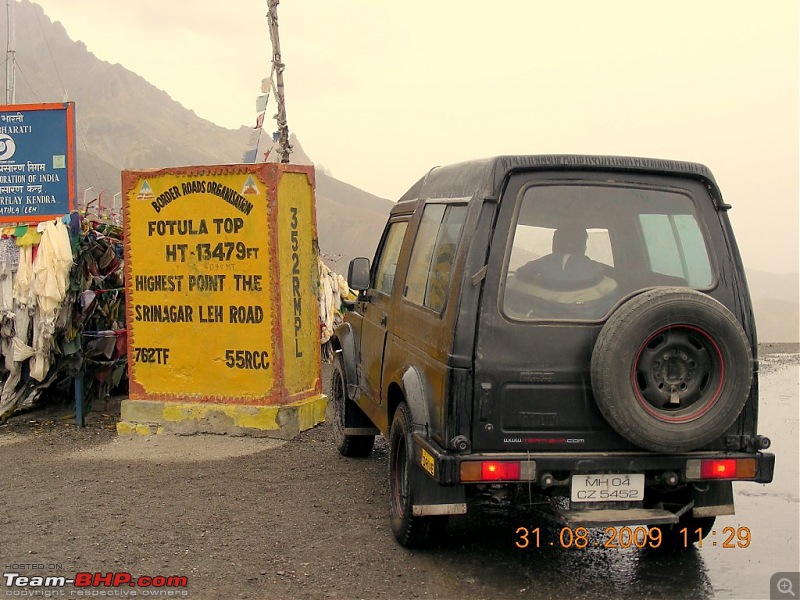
[380, 314, 388, 327]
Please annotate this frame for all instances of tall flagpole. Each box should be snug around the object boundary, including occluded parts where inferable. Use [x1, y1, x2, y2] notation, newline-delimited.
[267, 0, 291, 163]
[5, 0, 16, 104]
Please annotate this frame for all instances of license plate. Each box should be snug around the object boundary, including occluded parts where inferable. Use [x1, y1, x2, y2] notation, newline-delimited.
[420, 449, 435, 477]
[571, 473, 644, 502]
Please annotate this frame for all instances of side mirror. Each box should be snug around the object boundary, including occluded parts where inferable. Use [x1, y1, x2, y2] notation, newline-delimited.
[348, 257, 371, 291]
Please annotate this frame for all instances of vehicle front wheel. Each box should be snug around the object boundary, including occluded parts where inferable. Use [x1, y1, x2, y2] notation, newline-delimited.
[389, 402, 447, 547]
[327, 357, 374, 457]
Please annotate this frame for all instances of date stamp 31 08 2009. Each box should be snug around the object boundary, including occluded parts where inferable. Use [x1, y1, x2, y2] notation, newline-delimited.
[514, 525, 752, 550]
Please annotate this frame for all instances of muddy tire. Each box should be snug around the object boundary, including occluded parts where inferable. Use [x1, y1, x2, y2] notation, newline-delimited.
[327, 357, 375, 457]
[389, 402, 448, 547]
[591, 288, 752, 453]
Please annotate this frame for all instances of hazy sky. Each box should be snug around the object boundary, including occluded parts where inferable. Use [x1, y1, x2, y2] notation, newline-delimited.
[27, 0, 800, 273]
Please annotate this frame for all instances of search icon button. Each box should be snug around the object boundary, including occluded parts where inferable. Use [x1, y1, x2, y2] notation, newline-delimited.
[778, 579, 795, 596]
[772, 573, 800, 599]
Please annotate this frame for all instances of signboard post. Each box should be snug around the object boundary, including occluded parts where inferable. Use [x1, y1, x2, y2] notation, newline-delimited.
[0, 102, 76, 221]
[118, 163, 326, 437]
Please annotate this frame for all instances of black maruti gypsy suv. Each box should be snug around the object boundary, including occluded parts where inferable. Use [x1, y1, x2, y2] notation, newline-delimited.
[328, 155, 774, 549]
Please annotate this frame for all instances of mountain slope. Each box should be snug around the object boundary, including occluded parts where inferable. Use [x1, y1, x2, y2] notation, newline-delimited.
[4, 2, 796, 340]
[3, 0, 393, 266]
[7, 1, 250, 190]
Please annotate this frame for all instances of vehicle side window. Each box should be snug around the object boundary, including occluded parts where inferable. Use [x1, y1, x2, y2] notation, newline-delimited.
[373, 222, 408, 295]
[404, 204, 467, 312]
[639, 214, 712, 287]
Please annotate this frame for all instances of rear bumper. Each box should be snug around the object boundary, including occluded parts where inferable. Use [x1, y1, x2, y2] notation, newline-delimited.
[412, 433, 776, 486]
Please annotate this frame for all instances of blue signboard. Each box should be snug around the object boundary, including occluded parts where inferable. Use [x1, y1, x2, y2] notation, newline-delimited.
[0, 102, 77, 222]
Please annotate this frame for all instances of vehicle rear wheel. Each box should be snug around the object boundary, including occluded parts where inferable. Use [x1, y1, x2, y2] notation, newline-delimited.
[591, 288, 752, 453]
[389, 402, 448, 547]
[327, 357, 374, 457]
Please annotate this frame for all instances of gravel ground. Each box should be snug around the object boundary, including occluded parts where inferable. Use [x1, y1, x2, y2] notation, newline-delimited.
[0, 343, 797, 600]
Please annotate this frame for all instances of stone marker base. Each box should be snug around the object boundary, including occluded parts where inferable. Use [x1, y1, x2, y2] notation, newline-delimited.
[117, 395, 327, 438]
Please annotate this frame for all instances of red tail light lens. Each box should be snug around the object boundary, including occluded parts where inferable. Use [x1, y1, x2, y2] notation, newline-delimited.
[481, 461, 520, 481]
[700, 458, 757, 479]
[460, 461, 521, 482]
[701, 459, 737, 479]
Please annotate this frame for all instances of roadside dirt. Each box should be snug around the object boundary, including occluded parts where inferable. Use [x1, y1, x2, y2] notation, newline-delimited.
[0, 363, 418, 600]
[0, 344, 797, 600]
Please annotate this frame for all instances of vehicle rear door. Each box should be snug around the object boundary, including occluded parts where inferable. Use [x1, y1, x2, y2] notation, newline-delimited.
[472, 171, 721, 452]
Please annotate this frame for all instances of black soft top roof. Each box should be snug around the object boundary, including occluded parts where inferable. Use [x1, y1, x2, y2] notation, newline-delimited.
[396, 155, 720, 204]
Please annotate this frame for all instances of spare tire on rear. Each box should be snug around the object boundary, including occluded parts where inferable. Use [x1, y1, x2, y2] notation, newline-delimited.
[590, 287, 753, 453]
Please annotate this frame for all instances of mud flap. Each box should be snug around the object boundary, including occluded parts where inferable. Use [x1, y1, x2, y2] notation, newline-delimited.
[692, 481, 735, 518]
[341, 399, 379, 435]
[409, 446, 466, 516]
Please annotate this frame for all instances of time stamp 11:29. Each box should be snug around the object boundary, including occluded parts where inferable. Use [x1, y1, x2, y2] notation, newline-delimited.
[514, 526, 752, 550]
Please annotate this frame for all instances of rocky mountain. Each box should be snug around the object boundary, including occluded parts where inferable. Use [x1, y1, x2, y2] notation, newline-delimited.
[3, 1, 797, 341]
[3, 0, 392, 268]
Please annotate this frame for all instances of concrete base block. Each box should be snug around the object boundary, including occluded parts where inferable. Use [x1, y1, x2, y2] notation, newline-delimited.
[117, 394, 327, 438]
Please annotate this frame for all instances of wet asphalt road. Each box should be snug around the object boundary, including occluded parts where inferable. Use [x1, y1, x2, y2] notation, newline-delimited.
[697, 352, 800, 599]
[428, 351, 799, 600]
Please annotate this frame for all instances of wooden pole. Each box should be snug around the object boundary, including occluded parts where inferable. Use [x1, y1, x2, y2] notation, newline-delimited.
[267, 0, 291, 163]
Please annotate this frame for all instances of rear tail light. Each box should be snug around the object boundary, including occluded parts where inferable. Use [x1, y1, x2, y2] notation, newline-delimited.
[686, 458, 757, 480]
[460, 460, 521, 482]
[701, 459, 736, 479]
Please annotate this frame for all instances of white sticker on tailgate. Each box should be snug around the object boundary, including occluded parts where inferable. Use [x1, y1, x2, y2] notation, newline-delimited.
[571, 474, 645, 502]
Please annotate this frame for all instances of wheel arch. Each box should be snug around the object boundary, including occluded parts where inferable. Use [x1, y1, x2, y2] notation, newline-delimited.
[387, 365, 432, 433]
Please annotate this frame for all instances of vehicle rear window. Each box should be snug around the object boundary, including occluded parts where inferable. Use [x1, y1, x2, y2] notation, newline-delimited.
[503, 184, 713, 321]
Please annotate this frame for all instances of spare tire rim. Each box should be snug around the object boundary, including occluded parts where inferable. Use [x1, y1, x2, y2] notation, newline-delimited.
[632, 324, 725, 423]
